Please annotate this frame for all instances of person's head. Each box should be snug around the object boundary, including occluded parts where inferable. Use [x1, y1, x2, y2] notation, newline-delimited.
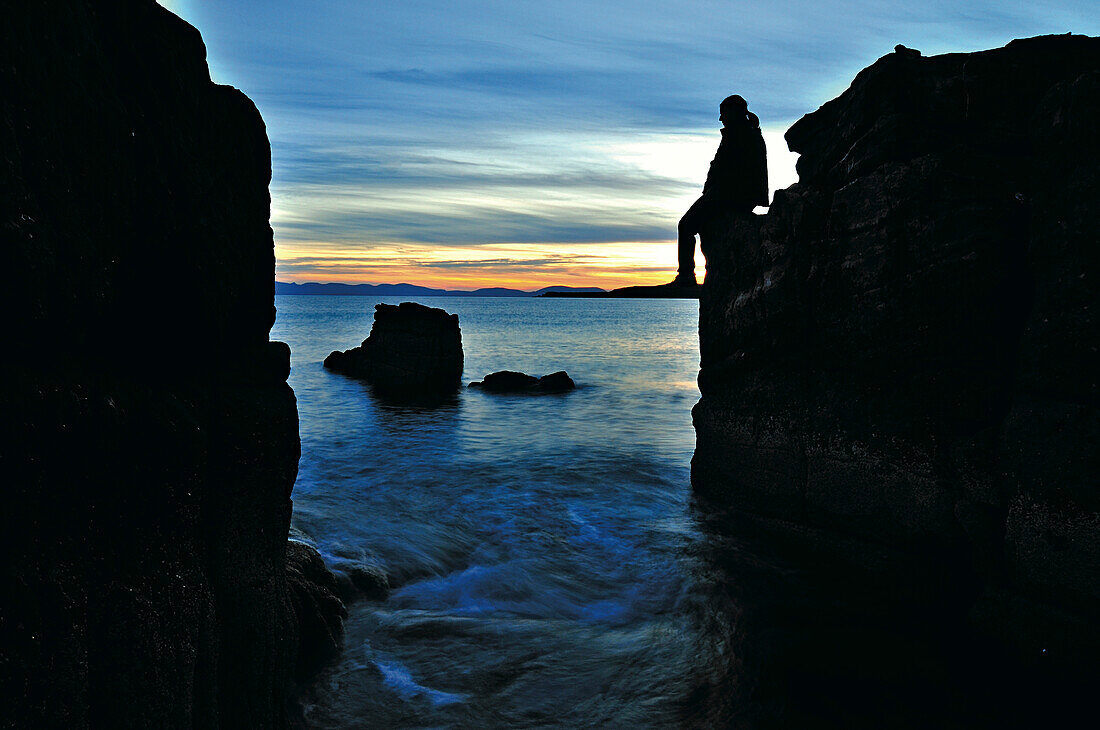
[719, 94, 749, 127]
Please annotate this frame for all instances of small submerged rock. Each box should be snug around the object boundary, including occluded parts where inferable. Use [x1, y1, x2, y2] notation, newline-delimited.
[324, 302, 463, 396]
[469, 370, 576, 393]
[333, 562, 390, 602]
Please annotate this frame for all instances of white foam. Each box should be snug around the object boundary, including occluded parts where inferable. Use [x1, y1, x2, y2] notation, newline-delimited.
[375, 660, 464, 707]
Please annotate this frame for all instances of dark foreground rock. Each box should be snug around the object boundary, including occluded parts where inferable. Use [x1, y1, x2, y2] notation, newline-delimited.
[285, 542, 347, 682]
[2, 2, 331, 726]
[325, 302, 463, 395]
[693, 35, 1100, 659]
[470, 370, 577, 393]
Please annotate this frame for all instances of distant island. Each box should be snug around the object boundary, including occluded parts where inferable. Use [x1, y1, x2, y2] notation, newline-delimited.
[540, 282, 700, 299]
[275, 281, 700, 299]
[275, 281, 605, 297]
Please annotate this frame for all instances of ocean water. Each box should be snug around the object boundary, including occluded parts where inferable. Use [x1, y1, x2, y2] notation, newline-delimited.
[270, 295, 1050, 729]
[272, 295, 739, 727]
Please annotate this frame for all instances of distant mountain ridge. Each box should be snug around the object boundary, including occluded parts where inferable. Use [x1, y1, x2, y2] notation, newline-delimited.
[275, 281, 607, 297]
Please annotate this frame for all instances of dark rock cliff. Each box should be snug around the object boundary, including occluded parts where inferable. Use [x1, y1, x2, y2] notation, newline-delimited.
[1, 2, 338, 726]
[694, 35, 1099, 657]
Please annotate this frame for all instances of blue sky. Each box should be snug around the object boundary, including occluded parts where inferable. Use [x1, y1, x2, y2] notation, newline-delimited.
[160, 1, 1098, 288]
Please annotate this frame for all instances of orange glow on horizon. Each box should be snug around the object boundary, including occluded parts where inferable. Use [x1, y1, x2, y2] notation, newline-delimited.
[274, 240, 703, 291]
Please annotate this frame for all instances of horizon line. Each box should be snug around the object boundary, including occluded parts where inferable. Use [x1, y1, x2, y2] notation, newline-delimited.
[274, 280, 611, 292]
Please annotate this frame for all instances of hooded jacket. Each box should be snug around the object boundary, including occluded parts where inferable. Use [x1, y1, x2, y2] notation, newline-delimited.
[701, 116, 769, 210]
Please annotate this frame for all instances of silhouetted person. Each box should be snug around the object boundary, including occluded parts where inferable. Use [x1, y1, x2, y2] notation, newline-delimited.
[675, 95, 768, 285]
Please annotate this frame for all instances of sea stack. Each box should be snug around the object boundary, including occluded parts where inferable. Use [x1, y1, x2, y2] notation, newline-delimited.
[692, 35, 1100, 659]
[325, 302, 464, 395]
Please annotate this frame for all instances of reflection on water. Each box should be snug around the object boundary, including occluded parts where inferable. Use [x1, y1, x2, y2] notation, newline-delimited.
[273, 296, 1072, 729]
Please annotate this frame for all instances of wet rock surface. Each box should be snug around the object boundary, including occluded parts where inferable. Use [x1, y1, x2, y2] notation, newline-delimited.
[333, 563, 391, 602]
[469, 370, 577, 393]
[2, 2, 327, 726]
[325, 302, 463, 395]
[285, 542, 347, 682]
[693, 35, 1100, 659]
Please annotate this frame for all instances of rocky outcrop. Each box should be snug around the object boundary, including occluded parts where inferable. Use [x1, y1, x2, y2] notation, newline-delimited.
[324, 302, 463, 395]
[2, 2, 329, 726]
[469, 370, 577, 393]
[693, 35, 1100, 657]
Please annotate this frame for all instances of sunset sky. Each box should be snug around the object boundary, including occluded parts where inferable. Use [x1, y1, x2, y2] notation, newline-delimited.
[160, 1, 1097, 290]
